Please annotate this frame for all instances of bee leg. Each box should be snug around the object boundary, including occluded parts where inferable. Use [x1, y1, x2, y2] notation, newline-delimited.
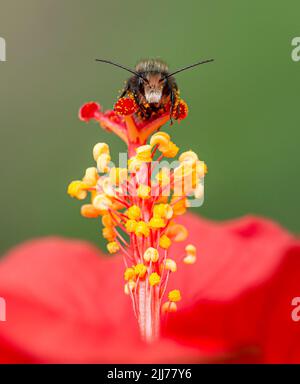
[169, 88, 175, 125]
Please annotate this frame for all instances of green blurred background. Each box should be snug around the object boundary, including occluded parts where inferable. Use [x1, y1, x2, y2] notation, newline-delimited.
[0, 0, 299, 254]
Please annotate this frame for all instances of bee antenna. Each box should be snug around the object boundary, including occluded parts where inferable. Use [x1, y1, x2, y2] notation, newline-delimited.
[164, 59, 214, 79]
[95, 59, 148, 82]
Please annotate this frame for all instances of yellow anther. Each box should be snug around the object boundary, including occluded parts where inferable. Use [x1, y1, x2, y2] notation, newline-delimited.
[156, 168, 170, 186]
[93, 142, 110, 161]
[165, 258, 177, 272]
[183, 244, 197, 264]
[183, 254, 197, 264]
[124, 280, 136, 295]
[109, 167, 128, 186]
[128, 156, 142, 172]
[127, 205, 141, 220]
[134, 263, 147, 278]
[185, 244, 196, 255]
[124, 267, 136, 281]
[102, 213, 113, 227]
[97, 153, 111, 173]
[150, 132, 170, 150]
[149, 216, 166, 229]
[67, 180, 88, 200]
[83, 167, 98, 186]
[171, 196, 187, 216]
[149, 272, 161, 286]
[125, 219, 137, 233]
[102, 226, 116, 242]
[135, 221, 150, 237]
[143, 247, 159, 263]
[168, 289, 181, 302]
[137, 184, 151, 199]
[195, 160, 208, 177]
[161, 301, 177, 313]
[136, 145, 152, 162]
[159, 234, 172, 249]
[161, 142, 179, 158]
[100, 178, 115, 197]
[80, 204, 102, 218]
[107, 241, 120, 254]
[93, 194, 112, 210]
[179, 150, 199, 165]
[153, 204, 173, 220]
[166, 223, 188, 242]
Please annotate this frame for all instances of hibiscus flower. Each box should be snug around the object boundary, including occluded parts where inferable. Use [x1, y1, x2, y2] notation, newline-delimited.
[0, 213, 299, 363]
[0, 97, 299, 364]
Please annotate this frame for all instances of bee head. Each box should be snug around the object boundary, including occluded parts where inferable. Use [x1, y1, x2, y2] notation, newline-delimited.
[142, 73, 165, 104]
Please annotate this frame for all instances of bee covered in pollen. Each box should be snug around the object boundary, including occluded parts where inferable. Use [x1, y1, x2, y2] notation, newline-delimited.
[95, 58, 214, 122]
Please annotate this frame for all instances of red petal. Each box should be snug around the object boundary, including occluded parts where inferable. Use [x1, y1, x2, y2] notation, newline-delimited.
[0, 214, 299, 363]
[163, 214, 300, 363]
[0, 237, 217, 363]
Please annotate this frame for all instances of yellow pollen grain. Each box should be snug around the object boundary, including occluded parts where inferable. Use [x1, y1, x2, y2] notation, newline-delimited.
[134, 263, 147, 278]
[159, 234, 172, 249]
[127, 205, 141, 220]
[135, 221, 150, 237]
[124, 267, 135, 281]
[125, 219, 137, 233]
[149, 272, 161, 286]
[168, 289, 181, 302]
[107, 241, 120, 254]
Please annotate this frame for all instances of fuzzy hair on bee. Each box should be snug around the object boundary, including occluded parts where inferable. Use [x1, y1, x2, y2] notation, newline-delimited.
[95, 57, 214, 122]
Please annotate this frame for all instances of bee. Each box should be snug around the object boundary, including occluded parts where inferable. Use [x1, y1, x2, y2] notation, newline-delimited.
[95, 58, 214, 121]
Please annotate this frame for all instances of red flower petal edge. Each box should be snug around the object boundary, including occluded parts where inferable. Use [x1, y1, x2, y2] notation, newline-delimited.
[78, 102, 101, 122]
[0, 214, 299, 363]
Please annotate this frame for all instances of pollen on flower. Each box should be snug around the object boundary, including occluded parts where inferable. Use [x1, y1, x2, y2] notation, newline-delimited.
[125, 219, 138, 233]
[128, 156, 142, 172]
[93, 142, 110, 162]
[80, 204, 102, 218]
[172, 99, 188, 121]
[156, 168, 170, 186]
[102, 226, 116, 242]
[137, 185, 151, 199]
[153, 204, 173, 220]
[149, 272, 161, 286]
[165, 258, 177, 272]
[150, 132, 170, 150]
[93, 194, 112, 210]
[149, 216, 166, 229]
[135, 221, 150, 237]
[136, 145, 152, 162]
[134, 263, 147, 278]
[107, 241, 120, 254]
[124, 280, 136, 295]
[127, 205, 141, 220]
[168, 289, 181, 302]
[69, 94, 208, 343]
[162, 301, 177, 313]
[160, 141, 179, 158]
[109, 168, 128, 186]
[114, 97, 138, 116]
[159, 234, 172, 249]
[166, 223, 188, 242]
[183, 244, 197, 264]
[143, 247, 159, 263]
[124, 267, 136, 281]
[67, 180, 89, 200]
